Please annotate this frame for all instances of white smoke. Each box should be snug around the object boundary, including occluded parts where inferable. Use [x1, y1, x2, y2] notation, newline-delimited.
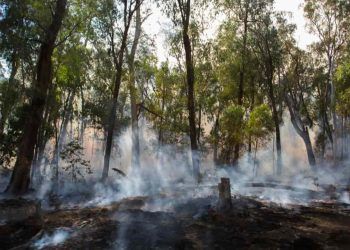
[29, 118, 350, 209]
[34, 228, 71, 249]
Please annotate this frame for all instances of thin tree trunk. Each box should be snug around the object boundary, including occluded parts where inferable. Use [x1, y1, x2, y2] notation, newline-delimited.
[158, 80, 166, 145]
[267, 73, 282, 175]
[79, 86, 85, 144]
[303, 129, 316, 168]
[233, 4, 249, 165]
[5, 0, 67, 195]
[197, 104, 201, 146]
[178, 0, 200, 182]
[213, 116, 219, 165]
[253, 140, 258, 177]
[102, 0, 138, 181]
[127, 0, 141, 169]
[285, 94, 316, 169]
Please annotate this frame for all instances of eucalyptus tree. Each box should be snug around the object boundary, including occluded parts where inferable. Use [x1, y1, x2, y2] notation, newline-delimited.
[147, 61, 188, 145]
[99, 0, 143, 181]
[31, 0, 97, 187]
[249, 2, 286, 175]
[49, 38, 92, 190]
[164, 0, 200, 182]
[6, 0, 68, 195]
[0, 0, 41, 163]
[335, 53, 350, 160]
[246, 104, 274, 176]
[126, 0, 142, 169]
[283, 48, 316, 168]
[217, 0, 268, 164]
[304, 0, 350, 160]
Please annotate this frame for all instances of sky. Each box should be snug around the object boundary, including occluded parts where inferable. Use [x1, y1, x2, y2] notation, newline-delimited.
[143, 0, 318, 64]
[274, 0, 317, 49]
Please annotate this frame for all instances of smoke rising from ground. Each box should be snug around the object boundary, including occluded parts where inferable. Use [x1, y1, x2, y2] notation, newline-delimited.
[34, 228, 71, 249]
[1, 118, 348, 208]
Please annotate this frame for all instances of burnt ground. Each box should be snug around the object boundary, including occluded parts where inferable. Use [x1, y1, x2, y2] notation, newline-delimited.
[1, 194, 350, 250]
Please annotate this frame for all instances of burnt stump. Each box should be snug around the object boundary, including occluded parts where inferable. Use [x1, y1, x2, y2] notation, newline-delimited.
[218, 178, 232, 211]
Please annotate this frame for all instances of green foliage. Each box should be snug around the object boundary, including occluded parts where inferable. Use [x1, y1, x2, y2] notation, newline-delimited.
[1, 0, 350, 180]
[246, 104, 274, 143]
[220, 104, 246, 144]
[0, 105, 27, 168]
[337, 89, 350, 117]
[60, 140, 92, 182]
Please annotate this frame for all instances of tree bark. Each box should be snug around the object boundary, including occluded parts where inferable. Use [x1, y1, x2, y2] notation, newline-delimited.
[213, 116, 219, 165]
[5, 0, 67, 195]
[178, 0, 200, 182]
[303, 129, 316, 167]
[267, 73, 282, 175]
[127, 0, 141, 170]
[233, 3, 249, 165]
[285, 94, 316, 169]
[102, 0, 139, 181]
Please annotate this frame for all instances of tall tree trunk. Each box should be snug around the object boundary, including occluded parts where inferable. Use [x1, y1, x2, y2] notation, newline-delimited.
[102, 1, 138, 181]
[31, 81, 56, 186]
[328, 57, 338, 162]
[158, 84, 165, 145]
[340, 116, 344, 160]
[213, 116, 219, 165]
[285, 94, 316, 169]
[79, 86, 85, 144]
[197, 104, 201, 145]
[233, 4, 249, 165]
[303, 129, 316, 167]
[127, 0, 141, 169]
[267, 74, 282, 175]
[5, 0, 67, 195]
[179, 0, 200, 182]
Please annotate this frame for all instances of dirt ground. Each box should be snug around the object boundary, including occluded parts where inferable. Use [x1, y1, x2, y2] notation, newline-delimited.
[1, 193, 350, 250]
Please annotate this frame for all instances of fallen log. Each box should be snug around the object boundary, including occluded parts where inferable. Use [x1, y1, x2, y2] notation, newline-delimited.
[244, 182, 349, 200]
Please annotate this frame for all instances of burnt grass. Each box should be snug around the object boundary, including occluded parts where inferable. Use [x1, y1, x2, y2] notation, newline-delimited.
[1, 195, 350, 249]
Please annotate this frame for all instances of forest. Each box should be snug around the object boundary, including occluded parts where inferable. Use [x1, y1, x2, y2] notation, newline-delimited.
[0, 0, 350, 249]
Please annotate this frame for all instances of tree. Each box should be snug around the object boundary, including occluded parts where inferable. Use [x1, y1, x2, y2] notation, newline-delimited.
[166, 0, 200, 182]
[101, 0, 143, 181]
[304, 0, 350, 160]
[6, 0, 68, 195]
[283, 48, 316, 168]
[218, 0, 264, 164]
[219, 105, 245, 164]
[335, 54, 350, 159]
[250, 4, 284, 175]
[126, 0, 142, 169]
[246, 104, 274, 176]
[0, 0, 40, 166]
[60, 140, 92, 183]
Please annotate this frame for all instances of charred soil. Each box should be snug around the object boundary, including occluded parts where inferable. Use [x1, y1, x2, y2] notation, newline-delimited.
[1, 196, 350, 249]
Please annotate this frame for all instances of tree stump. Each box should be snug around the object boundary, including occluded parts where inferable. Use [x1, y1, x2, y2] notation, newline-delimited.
[218, 178, 232, 211]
